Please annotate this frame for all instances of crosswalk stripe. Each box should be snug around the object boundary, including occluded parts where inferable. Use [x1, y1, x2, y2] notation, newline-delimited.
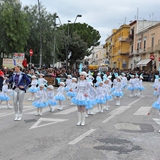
[54, 107, 77, 115]
[134, 107, 151, 115]
[153, 118, 160, 125]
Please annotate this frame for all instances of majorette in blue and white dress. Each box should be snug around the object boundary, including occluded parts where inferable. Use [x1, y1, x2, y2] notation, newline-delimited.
[153, 77, 160, 96]
[103, 81, 112, 101]
[46, 90, 57, 106]
[152, 85, 160, 110]
[32, 90, 48, 108]
[112, 81, 124, 97]
[28, 79, 38, 93]
[67, 82, 77, 98]
[64, 76, 72, 91]
[37, 78, 48, 90]
[96, 82, 107, 104]
[55, 86, 66, 101]
[127, 77, 135, 91]
[72, 80, 93, 106]
[137, 79, 145, 91]
[121, 74, 128, 89]
[85, 83, 97, 110]
[0, 84, 11, 101]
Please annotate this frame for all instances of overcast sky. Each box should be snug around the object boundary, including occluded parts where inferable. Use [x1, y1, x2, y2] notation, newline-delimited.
[20, 0, 160, 45]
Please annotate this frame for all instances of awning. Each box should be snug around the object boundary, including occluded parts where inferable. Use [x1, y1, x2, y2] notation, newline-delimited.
[136, 59, 151, 67]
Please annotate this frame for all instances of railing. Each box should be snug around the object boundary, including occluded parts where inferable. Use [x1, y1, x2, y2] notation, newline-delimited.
[118, 36, 128, 42]
[147, 47, 154, 53]
[155, 44, 160, 51]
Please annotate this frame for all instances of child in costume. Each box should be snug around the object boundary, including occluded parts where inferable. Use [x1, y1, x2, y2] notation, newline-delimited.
[33, 84, 48, 116]
[55, 82, 66, 110]
[0, 79, 12, 109]
[67, 77, 77, 105]
[46, 85, 57, 112]
[28, 75, 38, 101]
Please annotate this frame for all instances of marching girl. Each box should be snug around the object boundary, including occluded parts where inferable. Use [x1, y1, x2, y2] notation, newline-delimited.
[67, 77, 77, 105]
[37, 73, 48, 90]
[28, 75, 38, 101]
[137, 75, 145, 97]
[152, 82, 160, 133]
[134, 74, 140, 96]
[112, 76, 123, 106]
[95, 73, 102, 87]
[121, 73, 128, 94]
[65, 75, 72, 99]
[55, 82, 66, 110]
[32, 84, 48, 116]
[0, 79, 12, 109]
[103, 78, 112, 110]
[127, 75, 135, 97]
[153, 75, 160, 96]
[46, 85, 57, 112]
[85, 81, 97, 117]
[96, 81, 107, 113]
[72, 71, 95, 126]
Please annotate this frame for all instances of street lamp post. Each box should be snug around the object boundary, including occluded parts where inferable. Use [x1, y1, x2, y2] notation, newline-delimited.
[37, 0, 42, 68]
[56, 14, 82, 71]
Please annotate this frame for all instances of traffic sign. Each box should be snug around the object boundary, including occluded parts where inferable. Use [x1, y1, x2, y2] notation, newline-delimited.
[29, 49, 33, 56]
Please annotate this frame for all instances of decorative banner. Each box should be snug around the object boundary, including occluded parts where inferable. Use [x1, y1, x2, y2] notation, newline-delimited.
[13, 53, 25, 59]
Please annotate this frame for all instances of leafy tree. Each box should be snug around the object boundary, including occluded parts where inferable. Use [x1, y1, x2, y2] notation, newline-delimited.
[0, 1, 30, 54]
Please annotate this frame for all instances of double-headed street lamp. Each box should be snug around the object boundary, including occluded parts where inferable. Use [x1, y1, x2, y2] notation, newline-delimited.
[56, 14, 82, 71]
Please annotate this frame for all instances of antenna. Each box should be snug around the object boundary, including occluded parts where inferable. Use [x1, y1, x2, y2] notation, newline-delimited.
[137, 8, 139, 20]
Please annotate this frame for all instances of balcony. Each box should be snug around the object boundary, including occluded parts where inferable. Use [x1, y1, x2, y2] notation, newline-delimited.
[118, 50, 129, 55]
[111, 42, 114, 46]
[147, 47, 154, 53]
[155, 44, 160, 51]
[118, 36, 128, 42]
[126, 34, 134, 43]
[139, 48, 146, 54]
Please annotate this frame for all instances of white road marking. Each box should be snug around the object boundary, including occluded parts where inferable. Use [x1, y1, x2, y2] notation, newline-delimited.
[29, 118, 68, 130]
[153, 118, 160, 125]
[68, 129, 96, 145]
[0, 107, 35, 118]
[102, 115, 115, 123]
[54, 107, 77, 115]
[134, 107, 151, 115]
[109, 106, 131, 115]
[102, 98, 142, 123]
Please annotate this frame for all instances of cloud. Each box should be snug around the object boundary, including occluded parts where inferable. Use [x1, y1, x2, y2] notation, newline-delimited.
[21, 0, 160, 44]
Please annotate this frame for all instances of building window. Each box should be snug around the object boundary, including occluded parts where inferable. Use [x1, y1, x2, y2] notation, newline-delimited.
[151, 37, 154, 47]
[144, 40, 146, 51]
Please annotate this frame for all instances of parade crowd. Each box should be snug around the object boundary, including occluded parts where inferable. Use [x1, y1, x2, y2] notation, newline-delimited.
[0, 63, 160, 132]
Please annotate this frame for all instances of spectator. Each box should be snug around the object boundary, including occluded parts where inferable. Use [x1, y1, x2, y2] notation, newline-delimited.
[22, 58, 28, 69]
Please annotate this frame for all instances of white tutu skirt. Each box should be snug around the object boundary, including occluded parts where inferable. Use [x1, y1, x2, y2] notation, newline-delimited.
[28, 87, 38, 93]
[105, 95, 112, 101]
[110, 87, 115, 93]
[137, 86, 145, 91]
[127, 86, 135, 91]
[0, 95, 10, 101]
[112, 91, 124, 97]
[33, 101, 48, 108]
[46, 99, 57, 106]
[55, 95, 65, 101]
[64, 87, 69, 91]
[67, 91, 77, 97]
[96, 96, 106, 104]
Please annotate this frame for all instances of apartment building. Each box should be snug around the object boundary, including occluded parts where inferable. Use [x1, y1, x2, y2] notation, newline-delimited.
[127, 20, 160, 70]
[105, 24, 130, 70]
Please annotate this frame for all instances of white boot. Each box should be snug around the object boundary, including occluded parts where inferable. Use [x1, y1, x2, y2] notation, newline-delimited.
[17, 114, 22, 121]
[77, 112, 81, 126]
[106, 106, 109, 111]
[51, 107, 54, 112]
[28, 97, 32, 101]
[58, 106, 63, 110]
[81, 112, 86, 126]
[14, 114, 18, 121]
[7, 104, 12, 109]
[90, 109, 94, 115]
[70, 102, 73, 106]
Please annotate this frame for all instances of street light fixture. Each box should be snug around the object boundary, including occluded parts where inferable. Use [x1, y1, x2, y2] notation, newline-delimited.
[56, 14, 82, 71]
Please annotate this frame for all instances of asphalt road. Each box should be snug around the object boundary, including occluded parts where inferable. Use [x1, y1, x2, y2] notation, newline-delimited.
[0, 82, 160, 160]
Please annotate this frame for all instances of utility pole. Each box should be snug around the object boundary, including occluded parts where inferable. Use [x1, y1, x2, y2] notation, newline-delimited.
[53, 14, 57, 67]
[38, 0, 42, 68]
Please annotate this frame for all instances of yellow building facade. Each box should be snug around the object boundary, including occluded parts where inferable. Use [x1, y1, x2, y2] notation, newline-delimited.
[105, 24, 130, 70]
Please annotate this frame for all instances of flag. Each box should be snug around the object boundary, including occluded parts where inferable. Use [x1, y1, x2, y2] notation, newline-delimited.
[13, 59, 16, 66]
